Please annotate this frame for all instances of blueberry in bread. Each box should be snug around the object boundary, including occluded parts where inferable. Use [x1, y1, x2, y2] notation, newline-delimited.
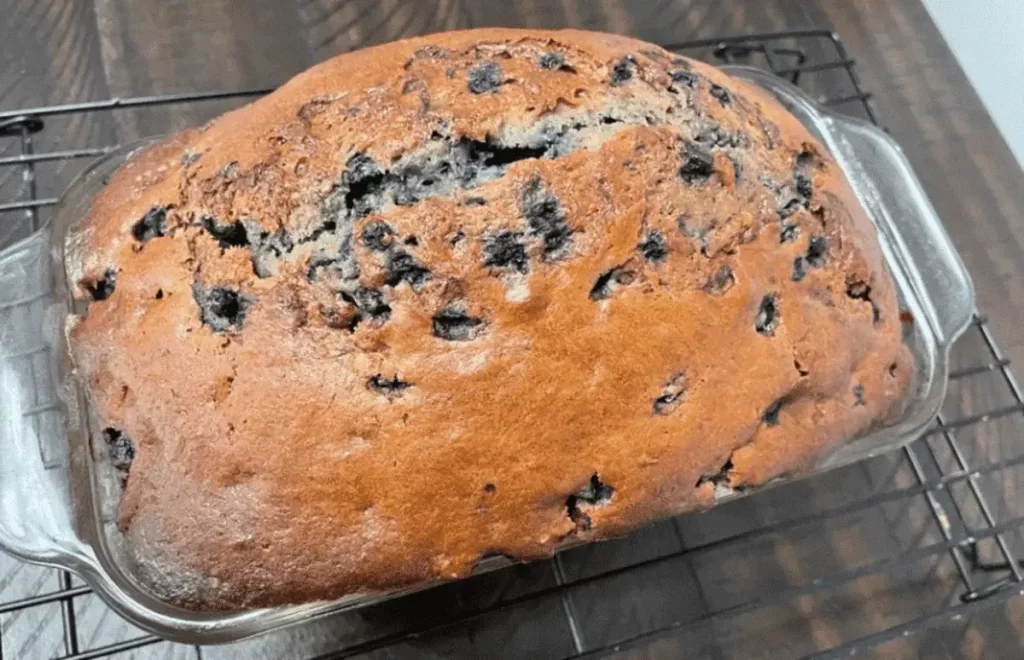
[64, 28, 913, 610]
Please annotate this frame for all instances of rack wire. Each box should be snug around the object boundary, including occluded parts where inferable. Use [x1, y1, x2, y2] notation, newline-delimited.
[2, 28, 1024, 659]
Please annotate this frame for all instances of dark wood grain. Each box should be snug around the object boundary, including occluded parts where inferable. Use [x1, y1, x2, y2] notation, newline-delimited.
[3, 0, 1024, 658]
[0, 0, 117, 246]
[297, 0, 472, 62]
[92, 0, 311, 139]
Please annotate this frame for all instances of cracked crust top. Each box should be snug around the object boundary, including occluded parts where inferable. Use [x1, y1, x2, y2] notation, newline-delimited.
[65, 28, 913, 610]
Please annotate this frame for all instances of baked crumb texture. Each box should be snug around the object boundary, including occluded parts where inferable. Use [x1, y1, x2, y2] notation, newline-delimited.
[67, 28, 913, 610]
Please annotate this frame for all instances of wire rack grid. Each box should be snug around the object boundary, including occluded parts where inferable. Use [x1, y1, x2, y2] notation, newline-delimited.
[3, 28, 1024, 660]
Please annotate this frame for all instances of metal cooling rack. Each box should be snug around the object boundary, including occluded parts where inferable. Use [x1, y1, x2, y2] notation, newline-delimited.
[3, 28, 1024, 660]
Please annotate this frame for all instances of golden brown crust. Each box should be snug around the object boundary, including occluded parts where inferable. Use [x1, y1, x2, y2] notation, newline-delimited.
[66, 28, 912, 610]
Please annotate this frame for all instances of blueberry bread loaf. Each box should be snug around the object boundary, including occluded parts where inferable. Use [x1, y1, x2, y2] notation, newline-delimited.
[65, 28, 913, 610]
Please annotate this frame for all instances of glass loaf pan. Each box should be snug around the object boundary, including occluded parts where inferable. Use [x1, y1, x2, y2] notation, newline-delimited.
[0, 65, 975, 643]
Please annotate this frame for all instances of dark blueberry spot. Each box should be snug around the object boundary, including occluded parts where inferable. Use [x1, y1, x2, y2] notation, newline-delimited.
[192, 284, 253, 333]
[679, 140, 715, 183]
[259, 227, 296, 258]
[463, 136, 547, 170]
[704, 265, 735, 295]
[483, 230, 529, 274]
[463, 197, 487, 207]
[393, 174, 423, 207]
[521, 179, 572, 259]
[853, 384, 866, 406]
[792, 257, 806, 282]
[566, 473, 614, 530]
[696, 457, 735, 490]
[888, 362, 899, 378]
[404, 235, 419, 247]
[589, 267, 635, 301]
[201, 216, 249, 249]
[386, 251, 431, 290]
[693, 125, 717, 144]
[350, 288, 391, 318]
[780, 222, 799, 243]
[155, 289, 164, 300]
[361, 221, 396, 252]
[669, 69, 699, 89]
[847, 280, 870, 299]
[638, 230, 668, 263]
[795, 151, 818, 197]
[303, 219, 337, 244]
[760, 176, 783, 195]
[307, 233, 359, 283]
[610, 55, 636, 86]
[85, 268, 117, 302]
[778, 198, 803, 220]
[484, 483, 496, 494]
[847, 280, 880, 322]
[709, 84, 732, 105]
[449, 228, 467, 245]
[806, 236, 828, 268]
[468, 61, 503, 94]
[306, 253, 338, 282]
[367, 374, 413, 398]
[345, 151, 383, 183]
[340, 287, 392, 322]
[539, 52, 566, 70]
[343, 153, 385, 218]
[102, 428, 135, 475]
[432, 308, 485, 341]
[570, 509, 591, 531]
[131, 206, 167, 243]
[578, 473, 614, 503]
[795, 170, 813, 199]
[653, 373, 687, 415]
[755, 293, 778, 336]
[763, 400, 782, 426]
[413, 45, 448, 59]
[693, 125, 741, 148]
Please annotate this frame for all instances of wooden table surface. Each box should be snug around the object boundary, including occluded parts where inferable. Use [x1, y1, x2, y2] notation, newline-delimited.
[3, 1, 1024, 659]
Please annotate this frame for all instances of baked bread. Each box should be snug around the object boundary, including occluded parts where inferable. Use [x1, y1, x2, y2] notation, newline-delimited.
[65, 28, 913, 610]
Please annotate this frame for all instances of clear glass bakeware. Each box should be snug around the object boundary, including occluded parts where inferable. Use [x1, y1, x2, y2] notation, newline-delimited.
[0, 65, 975, 643]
